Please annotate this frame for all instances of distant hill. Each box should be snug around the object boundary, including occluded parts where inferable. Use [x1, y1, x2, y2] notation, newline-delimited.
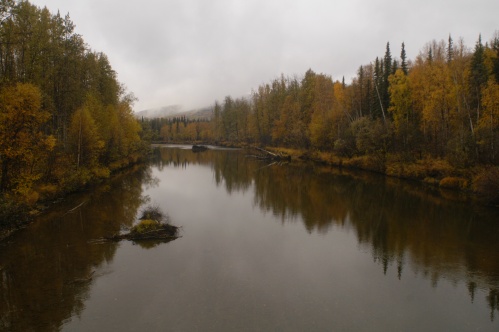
[136, 105, 213, 120]
[177, 107, 213, 120]
[135, 105, 183, 119]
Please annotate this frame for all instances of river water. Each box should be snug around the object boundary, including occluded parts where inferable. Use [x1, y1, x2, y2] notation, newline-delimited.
[1, 145, 499, 331]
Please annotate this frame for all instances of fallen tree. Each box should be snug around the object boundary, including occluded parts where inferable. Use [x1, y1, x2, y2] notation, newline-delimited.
[192, 145, 208, 152]
[246, 146, 291, 161]
[105, 222, 179, 242]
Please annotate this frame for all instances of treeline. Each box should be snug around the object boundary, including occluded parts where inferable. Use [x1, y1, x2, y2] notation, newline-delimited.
[150, 33, 499, 203]
[210, 36, 499, 162]
[0, 1, 145, 218]
[141, 116, 212, 142]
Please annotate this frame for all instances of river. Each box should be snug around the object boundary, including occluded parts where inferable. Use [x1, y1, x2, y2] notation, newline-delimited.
[1, 145, 499, 331]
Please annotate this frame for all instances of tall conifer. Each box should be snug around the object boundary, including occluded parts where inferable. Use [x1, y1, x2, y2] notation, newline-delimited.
[371, 57, 383, 119]
[401, 42, 408, 75]
[491, 33, 499, 83]
[382, 42, 392, 113]
[469, 34, 488, 110]
[447, 34, 454, 63]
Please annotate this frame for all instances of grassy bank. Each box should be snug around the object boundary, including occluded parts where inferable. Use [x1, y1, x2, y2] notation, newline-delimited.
[268, 147, 499, 207]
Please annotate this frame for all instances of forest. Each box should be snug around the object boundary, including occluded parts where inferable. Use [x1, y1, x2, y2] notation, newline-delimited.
[1, 0, 498, 228]
[145, 34, 499, 205]
[0, 0, 146, 224]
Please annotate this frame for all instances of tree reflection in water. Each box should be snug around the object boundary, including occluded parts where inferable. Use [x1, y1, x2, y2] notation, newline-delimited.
[153, 146, 499, 320]
[1, 146, 498, 331]
[0, 165, 156, 331]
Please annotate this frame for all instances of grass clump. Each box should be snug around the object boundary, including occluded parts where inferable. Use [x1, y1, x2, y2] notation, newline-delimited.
[131, 219, 162, 235]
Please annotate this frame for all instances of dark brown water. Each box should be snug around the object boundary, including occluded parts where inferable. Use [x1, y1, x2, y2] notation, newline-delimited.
[1, 145, 499, 331]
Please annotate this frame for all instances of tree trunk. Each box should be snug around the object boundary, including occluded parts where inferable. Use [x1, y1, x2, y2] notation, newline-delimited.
[1, 159, 9, 192]
[77, 117, 82, 170]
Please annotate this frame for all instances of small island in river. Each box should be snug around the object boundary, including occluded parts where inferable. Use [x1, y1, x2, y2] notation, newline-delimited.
[104, 205, 179, 242]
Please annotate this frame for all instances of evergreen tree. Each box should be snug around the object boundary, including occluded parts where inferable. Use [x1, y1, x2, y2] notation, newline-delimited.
[401, 42, 408, 75]
[427, 47, 433, 63]
[371, 57, 384, 120]
[447, 34, 454, 63]
[356, 65, 368, 118]
[382, 42, 392, 113]
[392, 59, 399, 75]
[469, 34, 488, 111]
[491, 33, 499, 83]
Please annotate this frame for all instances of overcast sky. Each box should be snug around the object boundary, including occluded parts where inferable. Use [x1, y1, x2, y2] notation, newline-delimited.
[30, 0, 499, 112]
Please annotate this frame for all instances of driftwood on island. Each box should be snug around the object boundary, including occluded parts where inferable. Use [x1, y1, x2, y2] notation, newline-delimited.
[247, 146, 291, 162]
[105, 223, 179, 242]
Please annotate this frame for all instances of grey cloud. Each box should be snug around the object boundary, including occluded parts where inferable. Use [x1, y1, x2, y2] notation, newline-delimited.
[31, 0, 499, 111]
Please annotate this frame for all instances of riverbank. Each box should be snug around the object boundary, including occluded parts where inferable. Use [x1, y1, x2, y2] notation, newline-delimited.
[264, 147, 499, 208]
[150, 141, 499, 207]
[0, 162, 148, 242]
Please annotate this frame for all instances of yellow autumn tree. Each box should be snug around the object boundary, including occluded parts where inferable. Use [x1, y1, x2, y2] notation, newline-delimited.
[331, 81, 352, 141]
[477, 79, 499, 163]
[388, 68, 421, 155]
[0, 83, 55, 198]
[409, 55, 456, 156]
[389, 69, 412, 133]
[273, 95, 304, 147]
[68, 106, 104, 176]
[109, 99, 142, 168]
[309, 74, 334, 149]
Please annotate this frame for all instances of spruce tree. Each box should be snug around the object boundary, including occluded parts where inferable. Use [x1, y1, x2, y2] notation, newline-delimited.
[371, 57, 383, 119]
[401, 42, 408, 75]
[357, 65, 366, 118]
[469, 34, 488, 110]
[392, 59, 399, 75]
[491, 34, 499, 83]
[382, 42, 392, 114]
[447, 34, 454, 63]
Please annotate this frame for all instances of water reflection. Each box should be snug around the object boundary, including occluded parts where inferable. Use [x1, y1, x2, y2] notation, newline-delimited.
[0, 165, 154, 331]
[152, 146, 254, 194]
[2, 146, 499, 331]
[152, 146, 499, 320]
